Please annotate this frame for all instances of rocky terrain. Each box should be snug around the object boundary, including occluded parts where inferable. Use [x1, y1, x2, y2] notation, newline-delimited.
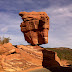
[0, 11, 71, 72]
[0, 43, 62, 72]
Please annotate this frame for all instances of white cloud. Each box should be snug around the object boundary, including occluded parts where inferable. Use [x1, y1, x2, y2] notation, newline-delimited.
[0, 12, 21, 33]
[0, 12, 28, 45]
[1, 27, 8, 32]
[0, 2, 72, 48]
[38, 4, 72, 48]
[0, 34, 28, 45]
[0, 12, 21, 24]
[52, 7, 72, 17]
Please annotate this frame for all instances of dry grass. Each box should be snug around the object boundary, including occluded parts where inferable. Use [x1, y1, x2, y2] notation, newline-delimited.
[46, 47, 72, 65]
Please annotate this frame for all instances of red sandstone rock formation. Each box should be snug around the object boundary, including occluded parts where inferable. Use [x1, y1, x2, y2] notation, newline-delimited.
[0, 43, 61, 72]
[19, 11, 49, 45]
[0, 43, 16, 55]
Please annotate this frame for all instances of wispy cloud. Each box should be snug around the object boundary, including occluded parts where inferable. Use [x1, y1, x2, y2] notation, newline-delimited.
[0, 11, 28, 45]
[0, 12, 21, 34]
[0, 34, 28, 45]
[0, 0, 71, 13]
[1, 27, 8, 32]
[38, 4, 72, 48]
[0, 0, 72, 48]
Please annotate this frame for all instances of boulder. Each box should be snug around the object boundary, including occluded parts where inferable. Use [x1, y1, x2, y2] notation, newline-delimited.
[19, 11, 49, 45]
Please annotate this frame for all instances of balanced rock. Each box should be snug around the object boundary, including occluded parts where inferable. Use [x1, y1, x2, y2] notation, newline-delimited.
[19, 11, 49, 45]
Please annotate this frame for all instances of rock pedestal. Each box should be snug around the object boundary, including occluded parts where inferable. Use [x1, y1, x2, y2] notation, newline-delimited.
[0, 43, 61, 72]
[19, 11, 49, 45]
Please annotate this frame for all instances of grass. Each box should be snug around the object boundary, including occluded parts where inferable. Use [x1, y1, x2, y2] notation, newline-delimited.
[45, 47, 72, 62]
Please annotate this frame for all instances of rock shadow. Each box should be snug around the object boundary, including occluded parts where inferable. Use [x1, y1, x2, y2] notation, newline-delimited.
[42, 48, 60, 68]
[42, 48, 72, 72]
[47, 66, 72, 72]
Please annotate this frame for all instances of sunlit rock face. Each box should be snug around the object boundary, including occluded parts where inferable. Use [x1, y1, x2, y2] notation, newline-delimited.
[19, 11, 49, 45]
[0, 43, 61, 72]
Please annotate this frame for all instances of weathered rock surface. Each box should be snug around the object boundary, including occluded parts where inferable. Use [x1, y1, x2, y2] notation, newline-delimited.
[0, 43, 62, 72]
[0, 43, 16, 55]
[19, 11, 49, 45]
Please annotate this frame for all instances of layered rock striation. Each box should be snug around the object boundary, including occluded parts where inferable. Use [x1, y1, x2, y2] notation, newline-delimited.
[19, 11, 49, 45]
[0, 43, 61, 72]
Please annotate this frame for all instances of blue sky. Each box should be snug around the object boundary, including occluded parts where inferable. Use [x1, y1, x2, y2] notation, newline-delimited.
[0, 0, 72, 48]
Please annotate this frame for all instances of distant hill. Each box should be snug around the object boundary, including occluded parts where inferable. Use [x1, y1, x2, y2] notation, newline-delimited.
[45, 47, 72, 65]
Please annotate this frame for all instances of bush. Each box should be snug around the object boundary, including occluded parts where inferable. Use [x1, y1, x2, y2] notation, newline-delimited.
[0, 36, 11, 44]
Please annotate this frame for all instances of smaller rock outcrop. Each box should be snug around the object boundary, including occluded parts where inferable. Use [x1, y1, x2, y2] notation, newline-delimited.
[0, 43, 16, 55]
[0, 43, 62, 72]
[19, 11, 49, 45]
